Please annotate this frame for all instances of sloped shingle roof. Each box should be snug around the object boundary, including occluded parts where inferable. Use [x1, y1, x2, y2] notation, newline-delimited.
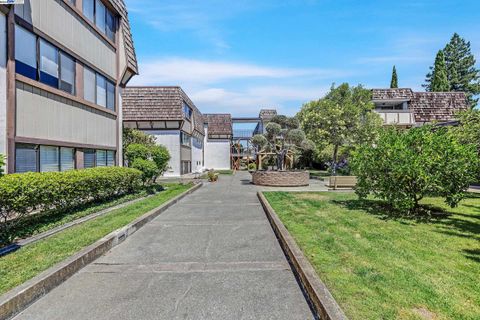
[204, 114, 233, 137]
[372, 89, 467, 123]
[109, 0, 138, 75]
[122, 87, 204, 135]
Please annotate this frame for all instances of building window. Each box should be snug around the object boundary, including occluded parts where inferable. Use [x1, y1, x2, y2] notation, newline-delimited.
[83, 0, 116, 42]
[96, 149, 107, 167]
[83, 0, 95, 22]
[181, 161, 191, 175]
[180, 132, 191, 147]
[107, 150, 115, 166]
[84, 149, 96, 168]
[15, 26, 37, 80]
[40, 145, 60, 172]
[60, 52, 75, 94]
[15, 144, 37, 173]
[39, 39, 59, 88]
[96, 74, 107, 107]
[60, 148, 75, 171]
[84, 67, 96, 103]
[95, 0, 106, 33]
[107, 81, 115, 111]
[183, 103, 192, 121]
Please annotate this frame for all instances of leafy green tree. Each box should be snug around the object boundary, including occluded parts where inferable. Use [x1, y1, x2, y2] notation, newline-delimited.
[123, 128, 156, 151]
[297, 83, 383, 175]
[150, 145, 171, 175]
[430, 50, 450, 92]
[425, 33, 480, 107]
[124, 143, 171, 184]
[0, 154, 5, 177]
[390, 65, 398, 88]
[131, 159, 159, 185]
[452, 109, 480, 155]
[351, 126, 479, 214]
[251, 115, 312, 170]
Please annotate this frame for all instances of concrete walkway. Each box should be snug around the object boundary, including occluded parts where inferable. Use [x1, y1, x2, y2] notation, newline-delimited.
[14, 172, 314, 320]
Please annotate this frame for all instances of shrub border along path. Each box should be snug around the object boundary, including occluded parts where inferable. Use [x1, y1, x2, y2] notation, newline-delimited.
[257, 191, 348, 320]
[0, 182, 202, 320]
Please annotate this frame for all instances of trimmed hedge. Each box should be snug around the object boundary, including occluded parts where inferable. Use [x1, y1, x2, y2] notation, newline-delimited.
[0, 167, 142, 244]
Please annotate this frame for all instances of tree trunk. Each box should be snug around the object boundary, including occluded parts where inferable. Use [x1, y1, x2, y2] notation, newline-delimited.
[332, 144, 339, 176]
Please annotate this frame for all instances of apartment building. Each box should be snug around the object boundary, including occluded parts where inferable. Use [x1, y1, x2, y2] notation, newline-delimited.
[372, 88, 467, 127]
[122, 86, 206, 177]
[0, 0, 137, 173]
[203, 114, 232, 171]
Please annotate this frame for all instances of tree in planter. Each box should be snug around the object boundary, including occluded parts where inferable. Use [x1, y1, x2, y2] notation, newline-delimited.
[351, 126, 479, 214]
[251, 115, 313, 171]
[298, 83, 383, 175]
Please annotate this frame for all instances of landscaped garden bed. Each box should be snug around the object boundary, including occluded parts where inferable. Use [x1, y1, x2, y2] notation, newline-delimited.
[0, 183, 193, 296]
[263, 191, 480, 319]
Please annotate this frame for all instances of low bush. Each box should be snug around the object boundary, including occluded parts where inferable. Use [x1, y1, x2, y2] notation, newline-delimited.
[351, 126, 479, 214]
[131, 158, 158, 184]
[248, 163, 257, 171]
[0, 167, 142, 244]
[207, 170, 219, 182]
[125, 142, 171, 184]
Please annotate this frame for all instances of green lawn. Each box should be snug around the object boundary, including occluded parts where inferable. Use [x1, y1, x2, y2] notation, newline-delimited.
[264, 191, 480, 320]
[0, 183, 192, 295]
[4, 185, 172, 244]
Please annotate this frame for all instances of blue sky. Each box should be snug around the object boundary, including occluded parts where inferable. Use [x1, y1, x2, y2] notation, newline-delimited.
[125, 0, 480, 116]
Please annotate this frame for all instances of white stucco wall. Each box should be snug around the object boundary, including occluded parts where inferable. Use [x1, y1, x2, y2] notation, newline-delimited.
[147, 130, 181, 177]
[191, 137, 203, 173]
[0, 12, 7, 159]
[204, 127, 230, 170]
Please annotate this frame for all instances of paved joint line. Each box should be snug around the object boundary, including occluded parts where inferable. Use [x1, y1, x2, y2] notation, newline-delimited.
[83, 261, 291, 274]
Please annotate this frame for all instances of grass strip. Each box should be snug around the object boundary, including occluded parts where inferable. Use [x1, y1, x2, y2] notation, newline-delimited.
[0, 183, 192, 295]
[263, 191, 480, 320]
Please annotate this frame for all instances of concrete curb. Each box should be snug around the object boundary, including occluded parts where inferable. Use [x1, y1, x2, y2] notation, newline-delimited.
[0, 192, 161, 257]
[0, 182, 202, 320]
[257, 191, 348, 320]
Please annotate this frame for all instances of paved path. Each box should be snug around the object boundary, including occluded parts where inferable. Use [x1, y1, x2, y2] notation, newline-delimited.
[14, 172, 314, 320]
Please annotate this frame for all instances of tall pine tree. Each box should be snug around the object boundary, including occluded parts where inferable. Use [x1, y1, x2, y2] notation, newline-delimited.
[431, 50, 450, 92]
[424, 33, 480, 107]
[390, 66, 398, 88]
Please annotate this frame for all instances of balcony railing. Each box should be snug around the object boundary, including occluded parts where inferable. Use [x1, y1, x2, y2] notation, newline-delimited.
[375, 110, 415, 126]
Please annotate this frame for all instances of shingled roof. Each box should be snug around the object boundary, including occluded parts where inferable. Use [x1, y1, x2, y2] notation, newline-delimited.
[122, 87, 205, 135]
[372, 89, 467, 123]
[204, 114, 233, 138]
[108, 0, 138, 75]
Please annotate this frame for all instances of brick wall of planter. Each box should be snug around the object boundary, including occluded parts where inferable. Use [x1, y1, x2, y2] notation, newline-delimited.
[252, 171, 309, 187]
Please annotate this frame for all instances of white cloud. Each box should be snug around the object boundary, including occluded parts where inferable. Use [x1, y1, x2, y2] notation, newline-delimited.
[129, 58, 346, 86]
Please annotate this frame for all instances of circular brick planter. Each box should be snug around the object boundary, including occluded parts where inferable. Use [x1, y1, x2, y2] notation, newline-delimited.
[252, 171, 310, 187]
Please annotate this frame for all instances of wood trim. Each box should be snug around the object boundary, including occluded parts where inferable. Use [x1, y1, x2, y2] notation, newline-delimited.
[75, 148, 84, 169]
[6, 8, 15, 173]
[16, 74, 118, 117]
[60, 0, 117, 49]
[15, 136, 117, 151]
[15, 15, 117, 83]
[75, 61, 84, 98]
[115, 17, 120, 166]
[0, 5, 8, 15]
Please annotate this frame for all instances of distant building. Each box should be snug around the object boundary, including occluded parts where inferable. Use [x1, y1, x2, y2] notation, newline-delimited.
[0, 0, 138, 173]
[372, 88, 467, 128]
[122, 86, 277, 176]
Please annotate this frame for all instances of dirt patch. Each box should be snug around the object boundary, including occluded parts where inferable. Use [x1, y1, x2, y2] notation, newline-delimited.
[410, 307, 437, 320]
[295, 193, 328, 201]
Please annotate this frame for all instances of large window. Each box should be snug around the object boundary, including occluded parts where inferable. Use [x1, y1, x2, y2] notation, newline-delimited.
[84, 66, 115, 110]
[84, 149, 115, 168]
[15, 144, 37, 173]
[180, 132, 191, 147]
[84, 67, 96, 103]
[83, 0, 95, 23]
[60, 52, 75, 94]
[95, 0, 106, 33]
[96, 150, 107, 167]
[15, 26, 37, 80]
[96, 74, 107, 107]
[15, 26, 76, 95]
[83, 0, 116, 42]
[39, 39, 59, 88]
[16, 144, 75, 173]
